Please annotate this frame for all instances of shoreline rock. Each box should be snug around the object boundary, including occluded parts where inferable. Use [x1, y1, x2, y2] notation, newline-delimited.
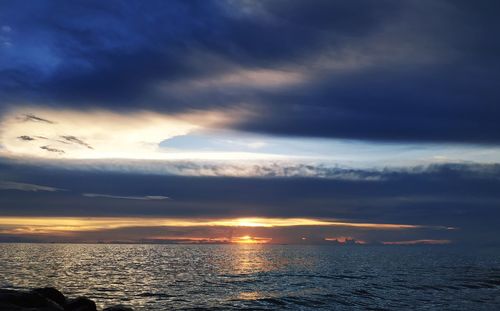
[0, 287, 133, 311]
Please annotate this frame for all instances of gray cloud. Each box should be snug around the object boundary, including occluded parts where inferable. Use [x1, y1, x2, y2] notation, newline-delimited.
[0, 181, 64, 192]
[0, 157, 387, 179]
[40, 145, 65, 154]
[18, 114, 55, 124]
[17, 135, 35, 141]
[60, 135, 93, 149]
[82, 193, 169, 201]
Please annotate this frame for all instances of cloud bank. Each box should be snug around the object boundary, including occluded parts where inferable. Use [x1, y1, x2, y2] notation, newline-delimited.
[1, 1, 499, 143]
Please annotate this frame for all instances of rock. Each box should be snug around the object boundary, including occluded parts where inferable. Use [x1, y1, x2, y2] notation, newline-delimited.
[64, 297, 97, 311]
[103, 306, 134, 311]
[0, 288, 133, 311]
[0, 288, 63, 311]
[33, 287, 67, 306]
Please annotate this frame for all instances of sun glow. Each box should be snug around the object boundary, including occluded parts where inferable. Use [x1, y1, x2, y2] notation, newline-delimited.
[232, 235, 272, 244]
[0, 216, 430, 236]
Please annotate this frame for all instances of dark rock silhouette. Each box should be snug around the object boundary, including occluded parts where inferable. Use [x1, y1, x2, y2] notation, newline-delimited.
[103, 306, 134, 311]
[0, 288, 62, 310]
[0, 288, 133, 311]
[65, 297, 97, 311]
[33, 287, 67, 306]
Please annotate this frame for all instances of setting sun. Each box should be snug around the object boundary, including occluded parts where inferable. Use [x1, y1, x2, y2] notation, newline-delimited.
[232, 235, 272, 244]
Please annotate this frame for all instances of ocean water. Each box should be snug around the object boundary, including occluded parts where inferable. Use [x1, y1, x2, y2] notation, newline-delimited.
[0, 244, 499, 310]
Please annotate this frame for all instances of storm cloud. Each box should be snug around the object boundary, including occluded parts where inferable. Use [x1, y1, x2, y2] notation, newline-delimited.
[1, 0, 500, 142]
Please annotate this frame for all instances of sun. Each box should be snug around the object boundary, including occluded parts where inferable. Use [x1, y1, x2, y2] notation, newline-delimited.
[232, 235, 271, 244]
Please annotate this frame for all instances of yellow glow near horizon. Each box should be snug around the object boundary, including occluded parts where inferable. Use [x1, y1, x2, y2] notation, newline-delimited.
[0, 216, 433, 236]
[137, 235, 273, 244]
[0, 217, 422, 231]
[232, 235, 272, 244]
[202, 217, 426, 229]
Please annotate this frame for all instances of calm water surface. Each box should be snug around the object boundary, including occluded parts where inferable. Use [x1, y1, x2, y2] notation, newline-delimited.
[0, 244, 499, 310]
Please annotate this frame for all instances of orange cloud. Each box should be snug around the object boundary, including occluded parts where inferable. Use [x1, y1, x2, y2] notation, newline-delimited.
[0, 216, 427, 235]
[324, 236, 367, 244]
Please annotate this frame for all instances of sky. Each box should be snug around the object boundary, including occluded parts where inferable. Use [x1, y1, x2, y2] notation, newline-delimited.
[0, 0, 499, 245]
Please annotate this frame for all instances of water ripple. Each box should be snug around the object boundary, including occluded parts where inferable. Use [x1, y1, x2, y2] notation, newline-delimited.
[1, 244, 500, 310]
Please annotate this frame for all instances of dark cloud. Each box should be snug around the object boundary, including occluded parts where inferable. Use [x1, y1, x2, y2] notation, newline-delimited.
[40, 145, 65, 154]
[60, 136, 93, 149]
[0, 180, 64, 192]
[1, 1, 499, 143]
[17, 135, 35, 141]
[237, 65, 500, 143]
[18, 114, 55, 124]
[82, 193, 169, 201]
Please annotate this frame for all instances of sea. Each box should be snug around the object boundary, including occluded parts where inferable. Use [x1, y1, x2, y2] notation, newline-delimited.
[0, 243, 499, 310]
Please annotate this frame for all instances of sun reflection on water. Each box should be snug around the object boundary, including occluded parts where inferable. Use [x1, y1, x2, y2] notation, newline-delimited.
[238, 291, 264, 300]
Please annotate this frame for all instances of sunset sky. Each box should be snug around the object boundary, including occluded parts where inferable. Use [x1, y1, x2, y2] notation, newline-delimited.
[0, 0, 499, 245]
